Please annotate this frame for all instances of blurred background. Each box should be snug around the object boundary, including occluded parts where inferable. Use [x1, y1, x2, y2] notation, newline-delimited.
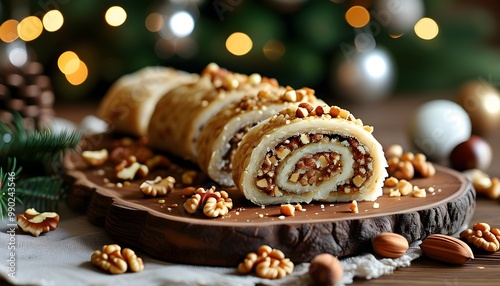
[1, 0, 500, 103]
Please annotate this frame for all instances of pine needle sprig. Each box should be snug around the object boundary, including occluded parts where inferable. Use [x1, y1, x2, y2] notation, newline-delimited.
[0, 112, 82, 174]
[0, 158, 23, 220]
[1, 112, 82, 218]
[15, 176, 66, 212]
[0, 161, 66, 219]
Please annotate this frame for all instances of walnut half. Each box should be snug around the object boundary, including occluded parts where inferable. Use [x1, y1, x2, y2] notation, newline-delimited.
[115, 156, 149, 181]
[460, 222, 500, 252]
[91, 244, 144, 274]
[139, 176, 175, 197]
[183, 187, 233, 218]
[237, 245, 294, 279]
[17, 208, 60, 237]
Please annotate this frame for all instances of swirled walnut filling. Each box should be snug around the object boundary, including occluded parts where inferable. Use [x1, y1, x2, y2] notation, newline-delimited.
[221, 124, 255, 173]
[254, 133, 373, 196]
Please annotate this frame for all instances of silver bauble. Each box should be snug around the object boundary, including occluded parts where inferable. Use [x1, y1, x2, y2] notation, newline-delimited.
[372, 0, 425, 35]
[331, 47, 395, 103]
[407, 100, 471, 162]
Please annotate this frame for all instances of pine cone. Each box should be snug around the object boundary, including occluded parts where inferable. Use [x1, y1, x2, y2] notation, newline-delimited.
[0, 61, 55, 130]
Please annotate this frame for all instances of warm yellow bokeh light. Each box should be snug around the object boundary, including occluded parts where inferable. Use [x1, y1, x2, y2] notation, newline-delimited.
[226, 32, 253, 56]
[345, 6, 370, 28]
[58, 51, 80, 74]
[18, 16, 43, 41]
[43, 10, 64, 32]
[389, 33, 404, 39]
[263, 39, 285, 61]
[0, 19, 19, 43]
[145, 12, 163, 32]
[65, 60, 88, 85]
[414, 17, 439, 40]
[105, 6, 127, 27]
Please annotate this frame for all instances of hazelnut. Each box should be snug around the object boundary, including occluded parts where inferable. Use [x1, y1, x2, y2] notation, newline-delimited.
[309, 253, 343, 286]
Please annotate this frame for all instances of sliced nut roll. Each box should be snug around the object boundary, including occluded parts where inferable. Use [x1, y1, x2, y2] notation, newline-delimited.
[148, 63, 281, 162]
[97, 66, 199, 137]
[196, 87, 322, 186]
[232, 104, 388, 205]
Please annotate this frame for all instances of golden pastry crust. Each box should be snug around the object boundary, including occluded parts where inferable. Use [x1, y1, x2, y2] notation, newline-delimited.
[97, 66, 198, 137]
[147, 63, 281, 162]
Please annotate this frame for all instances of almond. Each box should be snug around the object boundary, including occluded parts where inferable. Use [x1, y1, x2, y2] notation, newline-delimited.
[372, 232, 409, 258]
[420, 234, 474, 265]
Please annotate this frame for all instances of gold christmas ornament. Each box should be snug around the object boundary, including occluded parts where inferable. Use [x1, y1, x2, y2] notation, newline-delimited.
[457, 80, 500, 136]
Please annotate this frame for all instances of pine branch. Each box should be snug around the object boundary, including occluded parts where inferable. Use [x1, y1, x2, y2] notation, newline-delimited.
[0, 113, 82, 218]
[0, 112, 82, 174]
[1, 158, 67, 219]
[15, 176, 66, 212]
[0, 158, 23, 220]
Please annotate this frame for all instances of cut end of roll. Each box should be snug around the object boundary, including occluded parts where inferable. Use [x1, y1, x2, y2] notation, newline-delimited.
[232, 103, 388, 206]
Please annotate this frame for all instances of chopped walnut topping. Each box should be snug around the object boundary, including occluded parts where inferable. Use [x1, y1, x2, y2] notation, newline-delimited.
[411, 187, 426, 198]
[397, 179, 413, 196]
[349, 200, 359, 213]
[279, 204, 295, 216]
[389, 189, 401, 197]
[384, 176, 398, 188]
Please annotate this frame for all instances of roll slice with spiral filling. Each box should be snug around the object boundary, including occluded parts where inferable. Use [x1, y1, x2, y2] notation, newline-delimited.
[148, 63, 282, 162]
[97, 66, 199, 137]
[231, 104, 388, 205]
[196, 87, 322, 186]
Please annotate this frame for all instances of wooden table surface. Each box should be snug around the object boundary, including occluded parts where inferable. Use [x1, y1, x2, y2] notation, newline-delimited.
[50, 94, 500, 285]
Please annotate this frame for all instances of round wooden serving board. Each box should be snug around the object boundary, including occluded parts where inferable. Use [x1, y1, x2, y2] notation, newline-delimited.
[64, 135, 475, 267]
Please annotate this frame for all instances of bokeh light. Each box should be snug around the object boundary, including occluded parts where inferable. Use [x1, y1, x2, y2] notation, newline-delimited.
[389, 34, 404, 39]
[363, 52, 388, 79]
[58, 51, 80, 75]
[146, 12, 163, 32]
[43, 10, 64, 32]
[263, 39, 285, 61]
[414, 17, 439, 40]
[8, 47, 28, 67]
[345, 6, 370, 28]
[226, 32, 253, 56]
[0, 19, 19, 43]
[169, 11, 195, 37]
[18, 16, 43, 41]
[105, 6, 127, 27]
[65, 60, 88, 85]
[354, 32, 376, 52]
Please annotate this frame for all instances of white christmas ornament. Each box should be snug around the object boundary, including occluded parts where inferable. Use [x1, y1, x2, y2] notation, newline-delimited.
[372, 0, 425, 35]
[331, 47, 395, 102]
[407, 100, 471, 162]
